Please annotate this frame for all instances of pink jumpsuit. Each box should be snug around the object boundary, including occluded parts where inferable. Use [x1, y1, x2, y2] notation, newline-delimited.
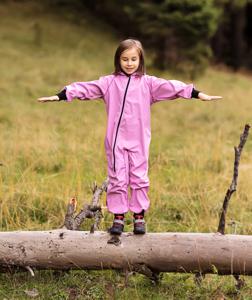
[64, 72, 194, 214]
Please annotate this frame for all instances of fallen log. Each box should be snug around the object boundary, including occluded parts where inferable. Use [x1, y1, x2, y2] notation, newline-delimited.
[0, 230, 252, 276]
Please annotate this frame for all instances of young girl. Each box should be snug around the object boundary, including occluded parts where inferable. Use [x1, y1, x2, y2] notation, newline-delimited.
[38, 39, 222, 235]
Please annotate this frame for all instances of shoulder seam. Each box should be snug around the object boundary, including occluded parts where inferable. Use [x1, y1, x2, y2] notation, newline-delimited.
[143, 75, 154, 103]
[103, 75, 115, 98]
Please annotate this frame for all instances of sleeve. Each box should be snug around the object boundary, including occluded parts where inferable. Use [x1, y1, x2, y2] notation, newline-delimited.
[64, 75, 111, 102]
[147, 75, 194, 104]
[191, 88, 200, 98]
[56, 88, 67, 101]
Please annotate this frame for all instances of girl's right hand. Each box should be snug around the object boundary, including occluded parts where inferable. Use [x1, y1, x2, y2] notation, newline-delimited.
[37, 96, 59, 102]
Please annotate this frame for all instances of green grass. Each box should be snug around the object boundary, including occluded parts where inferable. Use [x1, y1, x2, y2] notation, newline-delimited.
[1, 0, 252, 299]
[1, 270, 252, 299]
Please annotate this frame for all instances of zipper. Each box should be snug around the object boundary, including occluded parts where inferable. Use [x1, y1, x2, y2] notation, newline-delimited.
[112, 75, 131, 172]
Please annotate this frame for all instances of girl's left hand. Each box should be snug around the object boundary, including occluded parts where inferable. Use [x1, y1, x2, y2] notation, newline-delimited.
[198, 92, 222, 101]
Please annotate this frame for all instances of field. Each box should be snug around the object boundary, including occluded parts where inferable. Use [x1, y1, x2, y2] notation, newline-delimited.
[1, 1, 252, 299]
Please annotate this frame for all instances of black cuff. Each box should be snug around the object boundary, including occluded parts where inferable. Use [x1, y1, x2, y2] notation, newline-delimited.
[191, 88, 200, 99]
[56, 88, 67, 100]
[134, 210, 145, 217]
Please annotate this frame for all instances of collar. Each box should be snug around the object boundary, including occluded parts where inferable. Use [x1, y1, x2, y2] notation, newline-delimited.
[116, 71, 142, 77]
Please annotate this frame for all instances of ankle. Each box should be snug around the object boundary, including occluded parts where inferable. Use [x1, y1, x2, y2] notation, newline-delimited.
[110, 214, 124, 235]
[114, 214, 124, 220]
[133, 210, 145, 219]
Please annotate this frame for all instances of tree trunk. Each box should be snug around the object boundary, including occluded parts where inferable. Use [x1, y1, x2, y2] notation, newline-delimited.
[230, 4, 246, 70]
[1, 230, 252, 275]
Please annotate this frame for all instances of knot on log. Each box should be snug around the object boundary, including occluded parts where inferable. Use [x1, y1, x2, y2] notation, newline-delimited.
[107, 236, 121, 246]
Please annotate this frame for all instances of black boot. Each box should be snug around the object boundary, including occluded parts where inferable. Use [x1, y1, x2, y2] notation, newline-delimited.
[133, 210, 146, 234]
[109, 214, 124, 235]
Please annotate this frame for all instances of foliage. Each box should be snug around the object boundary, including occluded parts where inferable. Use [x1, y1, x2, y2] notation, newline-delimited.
[212, 0, 251, 70]
[85, 0, 221, 78]
[126, 0, 220, 76]
[1, 0, 252, 299]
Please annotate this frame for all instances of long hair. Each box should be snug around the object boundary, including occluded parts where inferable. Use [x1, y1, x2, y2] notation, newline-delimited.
[114, 39, 145, 75]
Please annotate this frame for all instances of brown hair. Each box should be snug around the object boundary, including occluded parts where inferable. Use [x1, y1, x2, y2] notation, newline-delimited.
[114, 39, 145, 75]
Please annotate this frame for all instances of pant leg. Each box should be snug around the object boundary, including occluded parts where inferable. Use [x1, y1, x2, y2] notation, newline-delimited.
[128, 150, 150, 213]
[106, 147, 129, 214]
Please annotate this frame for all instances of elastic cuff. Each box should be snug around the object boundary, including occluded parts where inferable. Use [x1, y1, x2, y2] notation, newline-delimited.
[191, 88, 200, 98]
[133, 210, 145, 217]
[56, 88, 67, 101]
[115, 213, 124, 218]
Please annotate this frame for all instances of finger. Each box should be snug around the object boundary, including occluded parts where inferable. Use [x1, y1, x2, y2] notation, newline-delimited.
[37, 97, 57, 102]
[200, 96, 211, 101]
[202, 96, 222, 101]
[210, 96, 222, 100]
[37, 98, 49, 102]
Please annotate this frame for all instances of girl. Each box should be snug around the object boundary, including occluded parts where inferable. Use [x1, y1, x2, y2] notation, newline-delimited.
[38, 39, 222, 235]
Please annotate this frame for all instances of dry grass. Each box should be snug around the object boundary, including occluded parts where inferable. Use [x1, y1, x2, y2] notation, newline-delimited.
[1, 1, 252, 299]
[1, 1, 252, 235]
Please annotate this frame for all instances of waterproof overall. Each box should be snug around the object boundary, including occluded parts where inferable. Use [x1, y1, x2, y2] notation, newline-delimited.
[65, 72, 194, 214]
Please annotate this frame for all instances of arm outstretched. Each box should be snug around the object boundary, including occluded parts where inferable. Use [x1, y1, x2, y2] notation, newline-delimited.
[37, 75, 113, 103]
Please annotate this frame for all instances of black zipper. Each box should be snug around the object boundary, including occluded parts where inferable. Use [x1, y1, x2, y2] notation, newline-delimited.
[112, 75, 131, 172]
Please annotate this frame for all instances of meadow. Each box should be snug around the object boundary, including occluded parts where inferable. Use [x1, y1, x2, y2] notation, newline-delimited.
[1, 1, 252, 299]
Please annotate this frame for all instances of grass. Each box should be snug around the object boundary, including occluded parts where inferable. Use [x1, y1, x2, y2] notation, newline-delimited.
[1, 0, 252, 299]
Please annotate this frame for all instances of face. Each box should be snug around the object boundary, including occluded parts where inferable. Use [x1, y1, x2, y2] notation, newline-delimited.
[120, 47, 140, 75]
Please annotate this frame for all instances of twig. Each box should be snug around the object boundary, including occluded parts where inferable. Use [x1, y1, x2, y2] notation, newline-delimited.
[132, 264, 161, 284]
[233, 275, 246, 289]
[64, 198, 77, 230]
[217, 124, 250, 234]
[63, 178, 109, 230]
[123, 268, 133, 287]
[25, 266, 35, 277]
[89, 178, 108, 232]
[90, 178, 109, 207]
[194, 272, 205, 286]
[90, 209, 103, 233]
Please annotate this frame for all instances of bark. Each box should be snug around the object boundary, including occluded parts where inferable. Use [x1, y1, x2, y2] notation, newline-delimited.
[1, 230, 252, 275]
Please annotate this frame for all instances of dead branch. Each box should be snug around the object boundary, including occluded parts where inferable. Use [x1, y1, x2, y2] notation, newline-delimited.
[217, 124, 250, 234]
[63, 178, 109, 231]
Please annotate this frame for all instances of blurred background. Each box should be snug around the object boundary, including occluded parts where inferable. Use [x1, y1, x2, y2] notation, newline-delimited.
[84, 0, 252, 77]
[1, 1, 252, 298]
